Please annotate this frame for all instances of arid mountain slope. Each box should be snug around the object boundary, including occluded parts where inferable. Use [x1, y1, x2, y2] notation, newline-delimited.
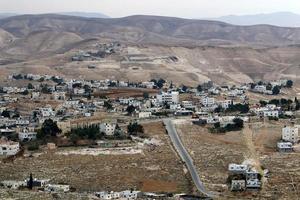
[1, 14, 300, 46]
[0, 28, 14, 48]
[0, 14, 299, 86]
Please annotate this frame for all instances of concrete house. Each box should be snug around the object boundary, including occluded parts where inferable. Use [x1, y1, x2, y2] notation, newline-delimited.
[277, 141, 293, 152]
[246, 179, 261, 189]
[53, 92, 66, 101]
[1, 180, 26, 189]
[45, 184, 70, 193]
[181, 101, 195, 109]
[0, 140, 20, 156]
[157, 91, 179, 105]
[119, 190, 141, 200]
[282, 126, 299, 143]
[228, 164, 248, 174]
[137, 111, 152, 119]
[31, 92, 40, 99]
[39, 106, 55, 118]
[263, 110, 279, 118]
[231, 180, 246, 191]
[99, 123, 116, 136]
[218, 100, 233, 109]
[201, 97, 215, 107]
[18, 129, 37, 142]
[95, 191, 120, 200]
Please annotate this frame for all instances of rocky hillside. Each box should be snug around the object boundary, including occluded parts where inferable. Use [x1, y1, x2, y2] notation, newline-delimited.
[0, 14, 299, 86]
[1, 14, 300, 46]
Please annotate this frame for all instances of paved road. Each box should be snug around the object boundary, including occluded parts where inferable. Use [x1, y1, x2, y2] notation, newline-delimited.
[163, 119, 215, 198]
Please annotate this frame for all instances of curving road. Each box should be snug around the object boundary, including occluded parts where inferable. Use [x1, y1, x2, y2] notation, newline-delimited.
[163, 119, 215, 198]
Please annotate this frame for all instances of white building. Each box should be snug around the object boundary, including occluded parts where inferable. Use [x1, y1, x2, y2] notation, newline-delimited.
[64, 100, 80, 108]
[53, 92, 66, 100]
[16, 118, 30, 126]
[157, 91, 179, 105]
[138, 111, 152, 119]
[231, 180, 246, 191]
[119, 190, 141, 200]
[1, 180, 26, 189]
[141, 81, 155, 89]
[40, 106, 55, 118]
[282, 126, 299, 143]
[0, 140, 20, 156]
[73, 88, 85, 95]
[228, 164, 248, 174]
[277, 141, 293, 152]
[254, 85, 267, 93]
[45, 184, 70, 193]
[246, 179, 261, 189]
[31, 92, 40, 99]
[119, 98, 135, 105]
[263, 110, 279, 118]
[18, 129, 37, 142]
[99, 123, 116, 136]
[181, 101, 195, 109]
[201, 97, 215, 107]
[95, 191, 120, 200]
[218, 100, 233, 109]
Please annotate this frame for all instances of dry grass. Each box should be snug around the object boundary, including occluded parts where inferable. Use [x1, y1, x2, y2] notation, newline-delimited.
[176, 121, 300, 199]
[0, 122, 190, 194]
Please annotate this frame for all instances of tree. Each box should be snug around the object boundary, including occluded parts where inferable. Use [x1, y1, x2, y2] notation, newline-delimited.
[38, 119, 61, 138]
[27, 83, 34, 90]
[269, 99, 280, 106]
[181, 85, 188, 92]
[127, 122, 144, 136]
[272, 86, 280, 95]
[214, 106, 223, 113]
[143, 92, 149, 99]
[21, 90, 29, 95]
[51, 76, 63, 84]
[1, 110, 10, 118]
[233, 118, 244, 129]
[83, 84, 92, 93]
[258, 81, 263, 86]
[266, 84, 272, 91]
[41, 85, 50, 94]
[28, 173, 33, 190]
[157, 78, 166, 89]
[114, 124, 126, 140]
[72, 83, 82, 88]
[259, 100, 267, 106]
[250, 83, 256, 89]
[126, 105, 136, 115]
[295, 97, 300, 110]
[286, 80, 293, 88]
[226, 104, 249, 114]
[13, 74, 23, 80]
[104, 101, 113, 110]
[197, 84, 203, 92]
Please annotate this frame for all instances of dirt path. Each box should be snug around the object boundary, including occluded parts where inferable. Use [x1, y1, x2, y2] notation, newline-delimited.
[242, 124, 263, 173]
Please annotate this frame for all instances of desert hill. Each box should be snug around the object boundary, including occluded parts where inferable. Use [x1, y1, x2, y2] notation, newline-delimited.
[1, 14, 300, 46]
[0, 14, 299, 86]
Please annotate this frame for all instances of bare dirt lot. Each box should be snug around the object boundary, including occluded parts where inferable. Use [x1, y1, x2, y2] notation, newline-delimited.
[176, 120, 300, 199]
[0, 122, 191, 194]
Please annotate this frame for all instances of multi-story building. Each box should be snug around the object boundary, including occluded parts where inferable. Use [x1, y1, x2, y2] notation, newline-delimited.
[18, 129, 37, 142]
[156, 91, 179, 105]
[282, 126, 299, 143]
[201, 97, 215, 107]
[263, 110, 279, 118]
[0, 140, 20, 156]
[99, 123, 116, 136]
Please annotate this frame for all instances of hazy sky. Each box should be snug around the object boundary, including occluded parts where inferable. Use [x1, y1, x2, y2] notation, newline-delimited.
[0, 0, 300, 18]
